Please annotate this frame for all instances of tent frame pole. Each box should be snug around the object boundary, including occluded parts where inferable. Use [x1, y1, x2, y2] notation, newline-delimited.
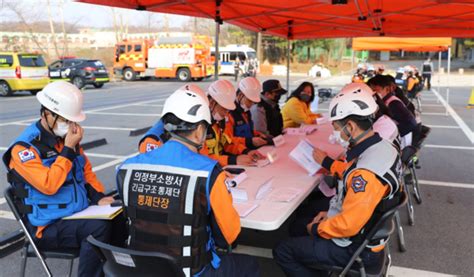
[437, 51, 441, 104]
[214, 0, 222, 81]
[286, 20, 293, 93]
[446, 46, 451, 115]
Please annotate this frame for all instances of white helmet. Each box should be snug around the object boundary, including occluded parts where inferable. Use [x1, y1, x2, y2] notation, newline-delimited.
[329, 83, 378, 121]
[162, 88, 211, 126]
[36, 81, 86, 122]
[206, 79, 236, 110]
[179, 84, 209, 105]
[238, 77, 261, 103]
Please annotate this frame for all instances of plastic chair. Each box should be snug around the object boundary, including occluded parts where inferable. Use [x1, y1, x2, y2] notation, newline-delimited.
[4, 187, 79, 277]
[87, 235, 184, 277]
[307, 191, 408, 277]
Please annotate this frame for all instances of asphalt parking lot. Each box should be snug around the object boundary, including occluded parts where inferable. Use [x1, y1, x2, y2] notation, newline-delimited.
[0, 75, 472, 276]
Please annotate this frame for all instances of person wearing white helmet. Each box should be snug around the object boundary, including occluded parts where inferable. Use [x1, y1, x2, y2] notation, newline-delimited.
[3, 81, 114, 277]
[205, 79, 264, 166]
[117, 88, 260, 277]
[274, 83, 402, 277]
[226, 77, 270, 149]
[138, 84, 208, 153]
[281, 82, 322, 128]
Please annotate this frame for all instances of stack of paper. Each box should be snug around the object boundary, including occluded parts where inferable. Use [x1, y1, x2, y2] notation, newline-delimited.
[63, 205, 123, 220]
[233, 202, 259, 218]
[230, 188, 248, 201]
[256, 178, 273, 200]
[289, 139, 321, 176]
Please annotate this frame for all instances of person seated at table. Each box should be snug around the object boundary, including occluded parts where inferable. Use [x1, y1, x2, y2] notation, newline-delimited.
[286, 83, 399, 238]
[366, 75, 417, 141]
[281, 82, 322, 128]
[273, 84, 402, 277]
[138, 84, 209, 153]
[226, 77, 270, 150]
[206, 79, 264, 166]
[3, 81, 114, 277]
[116, 88, 260, 277]
[250, 79, 287, 137]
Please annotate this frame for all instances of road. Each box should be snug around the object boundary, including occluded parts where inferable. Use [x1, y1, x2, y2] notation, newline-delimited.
[0, 75, 472, 276]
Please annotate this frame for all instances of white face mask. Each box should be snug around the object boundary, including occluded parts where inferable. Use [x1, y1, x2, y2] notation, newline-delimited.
[53, 122, 69, 138]
[330, 130, 350, 148]
[240, 102, 250, 112]
[213, 112, 224, 122]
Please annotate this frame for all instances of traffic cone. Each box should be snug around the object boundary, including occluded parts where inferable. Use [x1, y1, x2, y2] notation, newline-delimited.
[468, 89, 474, 109]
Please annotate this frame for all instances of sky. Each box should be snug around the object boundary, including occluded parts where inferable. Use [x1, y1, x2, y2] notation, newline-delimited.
[0, 0, 191, 29]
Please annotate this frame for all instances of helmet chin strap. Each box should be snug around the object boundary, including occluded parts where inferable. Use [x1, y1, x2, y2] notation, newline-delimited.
[341, 124, 371, 147]
[44, 110, 59, 137]
[165, 123, 205, 151]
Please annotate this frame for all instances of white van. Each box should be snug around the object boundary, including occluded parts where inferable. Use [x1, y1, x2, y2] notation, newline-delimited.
[211, 45, 258, 75]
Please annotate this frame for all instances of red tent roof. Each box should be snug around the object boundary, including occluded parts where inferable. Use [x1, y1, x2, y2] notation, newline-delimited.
[78, 0, 474, 39]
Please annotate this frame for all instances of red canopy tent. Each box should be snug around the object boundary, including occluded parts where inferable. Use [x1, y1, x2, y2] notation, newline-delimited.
[78, 0, 474, 39]
[77, 0, 474, 88]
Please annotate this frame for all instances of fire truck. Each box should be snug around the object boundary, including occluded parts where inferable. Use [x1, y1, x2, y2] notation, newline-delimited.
[113, 35, 214, 82]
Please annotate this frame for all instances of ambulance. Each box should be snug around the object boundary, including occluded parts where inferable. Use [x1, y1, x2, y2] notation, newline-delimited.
[113, 35, 214, 82]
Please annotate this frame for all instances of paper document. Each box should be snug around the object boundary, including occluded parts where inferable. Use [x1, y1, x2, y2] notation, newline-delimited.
[256, 178, 273, 200]
[300, 124, 318, 135]
[289, 139, 321, 176]
[285, 128, 306, 136]
[230, 188, 248, 201]
[269, 188, 303, 202]
[63, 205, 123, 220]
[272, 135, 286, 147]
[233, 202, 259, 218]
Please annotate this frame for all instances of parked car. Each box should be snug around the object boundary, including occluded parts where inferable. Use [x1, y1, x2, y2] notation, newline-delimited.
[49, 58, 109, 89]
[0, 52, 49, 96]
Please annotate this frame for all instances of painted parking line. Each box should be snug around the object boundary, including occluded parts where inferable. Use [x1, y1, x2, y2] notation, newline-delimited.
[424, 144, 474, 150]
[0, 98, 165, 127]
[91, 152, 138, 172]
[10, 122, 136, 131]
[426, 125, 460, 129]
[0, 210, 15, 220]
[84, 153, 126, 159]
[419, 180, 473, 189]
[388, 266, 455, 277]
[431, 89, 474, 144]
[422, 104, 444, 107]
[131, 103, 164, 107]
[87, 112, 162, 117]
[422, 112, 448, 116]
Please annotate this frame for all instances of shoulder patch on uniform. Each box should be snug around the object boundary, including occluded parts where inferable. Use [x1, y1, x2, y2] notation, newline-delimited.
[351, 175, 367, 193]
[18, 149, 36, 163]
[146, 143, 158, 152]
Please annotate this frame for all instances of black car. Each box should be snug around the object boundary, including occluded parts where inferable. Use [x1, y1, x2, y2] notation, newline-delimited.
[49, 58, 109, 89]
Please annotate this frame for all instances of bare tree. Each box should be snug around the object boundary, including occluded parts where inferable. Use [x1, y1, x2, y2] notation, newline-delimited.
[59, 0, 68, 56]
[6, 2, 48, 57]
[47, 0, 60, 58]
